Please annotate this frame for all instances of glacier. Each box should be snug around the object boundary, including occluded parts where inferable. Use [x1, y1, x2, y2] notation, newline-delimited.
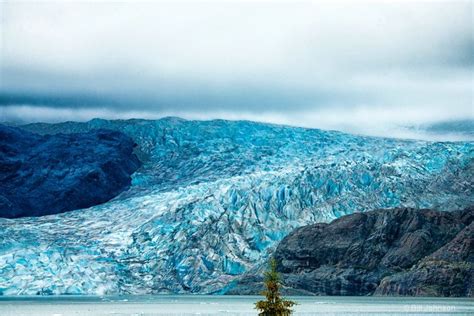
[0, 118, 473, 295]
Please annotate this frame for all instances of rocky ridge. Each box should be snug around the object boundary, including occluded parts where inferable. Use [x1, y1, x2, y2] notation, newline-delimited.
[231, 207, 473, 296]
[0, 124, 141, 218]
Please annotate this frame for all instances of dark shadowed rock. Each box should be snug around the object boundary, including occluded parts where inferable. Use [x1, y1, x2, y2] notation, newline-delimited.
[375, 221, 474, 296]
[0, 124, 141, 218]
[229, 207, 473, 296]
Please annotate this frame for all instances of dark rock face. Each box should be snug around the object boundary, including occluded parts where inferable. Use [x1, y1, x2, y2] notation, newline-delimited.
[375, 221, 473, 296]
[274, 207, 473, 296]
[0, 124, 141, 218]
[229, 207, 473, 296]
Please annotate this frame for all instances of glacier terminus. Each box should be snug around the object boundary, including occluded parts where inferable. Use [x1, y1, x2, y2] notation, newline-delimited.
[0, 118, 472, 295]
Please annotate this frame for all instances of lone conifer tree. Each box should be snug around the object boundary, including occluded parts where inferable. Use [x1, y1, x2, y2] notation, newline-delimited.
[255, 258, 296, 316]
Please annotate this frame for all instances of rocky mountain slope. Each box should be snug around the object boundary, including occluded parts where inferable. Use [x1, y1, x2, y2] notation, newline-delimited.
[0, 124, 140, 218]
[269, 207, 472, 297]
[0, 118, 472, 295]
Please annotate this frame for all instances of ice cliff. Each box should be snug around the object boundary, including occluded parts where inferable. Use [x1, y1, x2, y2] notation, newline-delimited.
[0, 118, 472, 294]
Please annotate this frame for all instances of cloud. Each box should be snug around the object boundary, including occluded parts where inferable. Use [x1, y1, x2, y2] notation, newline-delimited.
[2, 103, 472, 141]
[0, 0, 472, 139]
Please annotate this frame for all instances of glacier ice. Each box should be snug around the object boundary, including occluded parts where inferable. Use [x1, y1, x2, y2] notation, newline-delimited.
[0, 118, 472, 295]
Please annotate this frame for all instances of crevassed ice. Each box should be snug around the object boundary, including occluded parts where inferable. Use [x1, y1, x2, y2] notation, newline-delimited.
[0, 119, 473, 295]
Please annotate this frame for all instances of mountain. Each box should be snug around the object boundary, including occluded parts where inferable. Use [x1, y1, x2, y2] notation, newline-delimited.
[268, 207, 472, 297]
[0, 124, 141, 218]
[402, 119, 474, 141]
[0, 118, 472, 295]
[420, 119, 474, 136]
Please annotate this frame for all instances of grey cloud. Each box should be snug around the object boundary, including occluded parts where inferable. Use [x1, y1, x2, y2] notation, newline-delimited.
[0, 0, 472, 139]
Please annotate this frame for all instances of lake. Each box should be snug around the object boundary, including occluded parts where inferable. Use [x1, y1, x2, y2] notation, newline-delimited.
[0, 295, 473, 315]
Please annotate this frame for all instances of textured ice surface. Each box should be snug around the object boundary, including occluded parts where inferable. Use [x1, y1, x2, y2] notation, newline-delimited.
[0, 118, 473, 295]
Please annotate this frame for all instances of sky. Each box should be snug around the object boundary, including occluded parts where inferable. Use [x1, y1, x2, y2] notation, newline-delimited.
[0, 0, 473, 140]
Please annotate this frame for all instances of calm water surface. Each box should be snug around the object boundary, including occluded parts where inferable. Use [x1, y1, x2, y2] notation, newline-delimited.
[0, 295, 472, 316]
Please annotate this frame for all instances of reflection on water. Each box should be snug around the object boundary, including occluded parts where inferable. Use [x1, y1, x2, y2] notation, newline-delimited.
[0, 295, 473, 315]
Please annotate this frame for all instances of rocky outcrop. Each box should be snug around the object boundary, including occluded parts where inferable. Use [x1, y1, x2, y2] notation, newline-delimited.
[0, 124, 141, 218]
[375, 221, 473, 296]
[229, 207, 473, 296]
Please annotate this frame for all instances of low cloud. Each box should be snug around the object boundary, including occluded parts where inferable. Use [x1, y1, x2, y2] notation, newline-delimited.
[2, 103, 472, 141]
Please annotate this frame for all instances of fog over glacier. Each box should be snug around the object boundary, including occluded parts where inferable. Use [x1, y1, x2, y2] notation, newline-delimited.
[1, 1, 472, 139]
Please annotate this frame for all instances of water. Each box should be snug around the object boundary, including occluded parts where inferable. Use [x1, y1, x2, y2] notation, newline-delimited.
[0, 295, 472, 315]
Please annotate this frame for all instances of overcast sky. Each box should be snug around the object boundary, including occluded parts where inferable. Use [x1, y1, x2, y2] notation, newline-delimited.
[0, 0, 472, 139]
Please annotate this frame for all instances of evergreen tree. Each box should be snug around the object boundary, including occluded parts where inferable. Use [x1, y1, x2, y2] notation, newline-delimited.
[255, 258, 296, 315]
